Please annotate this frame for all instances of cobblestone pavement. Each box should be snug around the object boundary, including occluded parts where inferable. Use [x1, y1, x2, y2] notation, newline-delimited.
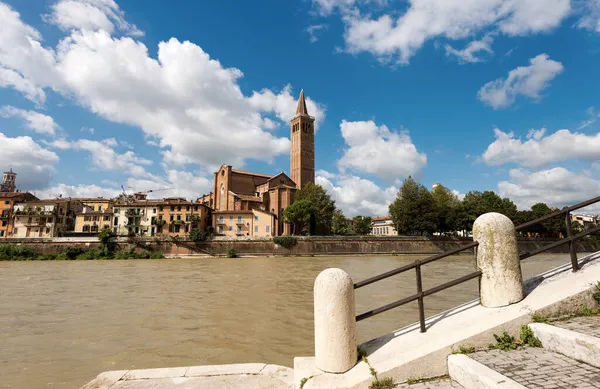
[470, 347, 600, 388]
[396, 378, 464, 388]
[553, 316, 600, 338]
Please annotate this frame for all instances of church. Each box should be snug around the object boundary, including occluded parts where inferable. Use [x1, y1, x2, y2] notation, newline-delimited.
[199, 90, 315, 236]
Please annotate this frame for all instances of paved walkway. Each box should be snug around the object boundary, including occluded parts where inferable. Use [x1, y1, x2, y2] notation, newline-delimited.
[553, 315, 600, 338]
[470, 347, 600, 388]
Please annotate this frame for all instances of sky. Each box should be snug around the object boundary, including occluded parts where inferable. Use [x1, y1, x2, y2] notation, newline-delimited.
[1, 0, 600, 217]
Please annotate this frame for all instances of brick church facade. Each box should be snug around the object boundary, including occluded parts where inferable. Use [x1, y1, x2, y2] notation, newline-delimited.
[199, 90, 315, 236]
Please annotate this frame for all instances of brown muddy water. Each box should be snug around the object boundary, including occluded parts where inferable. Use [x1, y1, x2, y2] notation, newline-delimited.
[0, 254, 577, 388]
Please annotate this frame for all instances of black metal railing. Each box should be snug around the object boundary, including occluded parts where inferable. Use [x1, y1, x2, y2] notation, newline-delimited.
[354, 242, 480, 333]
[354, 195, 600, 334]
[515, 195, 600, 271]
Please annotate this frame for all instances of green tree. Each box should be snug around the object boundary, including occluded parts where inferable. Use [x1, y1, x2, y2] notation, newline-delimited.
[189, 228, 208, 242]
[460, 190, 518, 231]
[97, 228, 114, 254]
[389, 177, 437, 235]
[431, 184, 460, 234]
[331, 209, 348, 235]
[295, 183, 336, 235]
[283, 199, 315, 235]
[353, 216, 373, 235]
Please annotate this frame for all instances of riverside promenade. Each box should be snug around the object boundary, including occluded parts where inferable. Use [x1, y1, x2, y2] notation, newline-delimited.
[81, 212, 600, 389]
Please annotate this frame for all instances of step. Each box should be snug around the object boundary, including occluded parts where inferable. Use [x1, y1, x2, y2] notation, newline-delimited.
[529, 319, 600, 369]
[448, 354, 526, 389]
[463, 346, 600, 388]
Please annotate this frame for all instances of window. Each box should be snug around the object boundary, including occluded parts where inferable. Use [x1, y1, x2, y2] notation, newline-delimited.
[98, 206, 102, 211]
[178, 206, 182, 211]
[13, 228, 17, 234]
[228, 226, 233, 231]
[254, 216, 259, 221]
[4, 200, 9, 205]
[114, 217, 118, 226]
[135, 227, 139, 234]
[229, 216, 233, 221]
[218, 226, 223, 234]
[266, 226, 270, 233]
[194, 205, 198, 211]
[186, 206, 190, 211]
[0, 231, 3, 237]
[219, 184, 225, 210]
[92, 216, 99, 221]
[237, 226, 241, 234]
[170, 215, 174, 221]
[170, 206, 175, 212]
[237, 216, 242, 223]
[186, 214, 190, 222]
[46, 228, 50, 234]
[177, 215, 181, 221]
[90, 206, 95, 211]
[83, 225, 90, 232]
[159, 206, 163, 211]
[91, 225, 99, 233]
[254, 226, 258, 233]
[104, 215, 110, 221]
[114, 208, 119, 213]
[153, 208, 156, 214]
[184, 225, 189, 233]
[175, 225, 180, 233]
[103, 225, 109, 230]
[219, 215, 224, 222]
[48, 217, 53, 223]
[1, 220, 6, 227]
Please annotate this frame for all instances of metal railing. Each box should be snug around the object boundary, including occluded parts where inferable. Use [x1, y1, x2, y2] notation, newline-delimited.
[515, 195, 600, 271]
[354, 196, 600, 334]
[354, 242, 480, 333]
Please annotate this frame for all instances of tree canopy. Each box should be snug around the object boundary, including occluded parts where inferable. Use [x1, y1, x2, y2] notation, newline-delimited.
[283, 199, 315, 235]
[294, 183, 337, 235]
[353, 216, 373, 235]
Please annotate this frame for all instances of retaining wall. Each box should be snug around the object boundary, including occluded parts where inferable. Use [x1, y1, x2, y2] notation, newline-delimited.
[1, 236, 596, 257]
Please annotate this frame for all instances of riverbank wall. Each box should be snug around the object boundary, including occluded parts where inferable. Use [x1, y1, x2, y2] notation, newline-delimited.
[1, 236, 596, 257]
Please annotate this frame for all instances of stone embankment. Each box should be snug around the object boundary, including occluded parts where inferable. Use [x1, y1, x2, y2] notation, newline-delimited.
[2, 235, 595, 257]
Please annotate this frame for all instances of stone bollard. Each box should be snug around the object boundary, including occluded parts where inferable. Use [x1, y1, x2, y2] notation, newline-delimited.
[473, 212, 524, 308]
[314, 268, 357, 373]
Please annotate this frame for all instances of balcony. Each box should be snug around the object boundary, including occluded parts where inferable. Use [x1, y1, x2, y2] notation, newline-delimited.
[125, 209, 143, 217]
[235, 220, 245, 225]
[216, 219, 226, 225]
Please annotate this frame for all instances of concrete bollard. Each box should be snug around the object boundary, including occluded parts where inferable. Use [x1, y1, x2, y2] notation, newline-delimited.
[473, 212, 524, 308]
[314, 268, 357, 373]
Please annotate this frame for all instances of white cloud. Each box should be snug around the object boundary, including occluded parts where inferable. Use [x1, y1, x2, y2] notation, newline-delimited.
[578, 106, 600, 130]
[49, 138, 153, 177]
[306, 24, 328, 43]
[312, 0, 368, 16]
[317, 172, 397, 217]
[0, 3, 326, 175]
[481, 128, 600, 167]
[45, 0, 143, 36]
[477, 54, 563, 109]
[125, 169, 213, 200]
[498, 167, 600, 212]
[444, 35, 494, 64]
[81, 126, 94, 134]
[341, 0, 570, 64]
[33, 183, 120, 199]
[577, 0, 600, 32]
[0, 105, 60, 136]
[0, 132, 59, 190]
[0, 68, 46, 105]
[337, 120, 427, 181]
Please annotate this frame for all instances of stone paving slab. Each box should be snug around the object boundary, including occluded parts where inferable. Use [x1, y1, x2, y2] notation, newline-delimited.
[470, 347, 600, 388]
[396, 378, 464, 388]
[111, 375, 290, 389]
[553, 316, 600, 338]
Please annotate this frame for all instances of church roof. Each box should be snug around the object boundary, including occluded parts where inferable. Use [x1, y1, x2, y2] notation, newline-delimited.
[231, 169, 272, 179]
[296, 89, 308, 115]
[231, 192, 263, 202]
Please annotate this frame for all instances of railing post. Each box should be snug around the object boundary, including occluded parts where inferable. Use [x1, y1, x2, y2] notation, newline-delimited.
[473, 212, 524, 308]
[314, 268, 357, 373]
[564, 212, 579, 272]
[415, 261, 426, 333]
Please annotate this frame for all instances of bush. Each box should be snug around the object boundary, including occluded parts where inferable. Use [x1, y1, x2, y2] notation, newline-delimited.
[0, 244, 37, 260]
[37, 253, 57, 261]
[149, 252, 164, 259]
[273, 236, 297, 249]
[76, 248, 105, 260]
[189, 228, 209, 242]
[64, 246, 84, 260]
[226, 247, 238, 258]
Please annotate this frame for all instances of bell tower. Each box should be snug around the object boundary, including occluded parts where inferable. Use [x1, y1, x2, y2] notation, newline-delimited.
[290, 89, 315, 189]
[1, 169, 16, 192]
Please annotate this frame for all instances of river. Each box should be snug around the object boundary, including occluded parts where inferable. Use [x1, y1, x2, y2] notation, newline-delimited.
[0, 254, 576, 388]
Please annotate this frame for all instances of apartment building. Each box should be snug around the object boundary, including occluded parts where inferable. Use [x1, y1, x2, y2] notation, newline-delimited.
[214, 208, 276, 237]
[0, 192, 38, 238]
[12, 198, 84, 238]
[571, 213, 598, 230]
[155, 198, 211, 237]
[371, 216, 398, 236]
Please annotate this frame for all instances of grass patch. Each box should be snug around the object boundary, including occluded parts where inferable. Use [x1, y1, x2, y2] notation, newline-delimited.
[406, 377, 420, 385]
[520, 326, 542, 348]
[370, 377, 396, 389]
[492, 326, 542, 351]
[532, 314, 549, 323]
[452, 345, 474, 355]
[299, 375, 314, 389]
[226, 247, 238, 258]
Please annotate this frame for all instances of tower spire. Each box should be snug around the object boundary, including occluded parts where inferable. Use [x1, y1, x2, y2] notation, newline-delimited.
[295, 89, 309, 115]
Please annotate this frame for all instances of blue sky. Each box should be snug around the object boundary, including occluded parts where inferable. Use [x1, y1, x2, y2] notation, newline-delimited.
[1, 0, 600, 216]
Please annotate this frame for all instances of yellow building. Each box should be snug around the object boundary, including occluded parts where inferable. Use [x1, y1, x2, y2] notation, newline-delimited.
[12, 199, 84, 238]
[371, 216, 398, 236]
[73, 198, 114, 234]
[215, 208, 276, 237]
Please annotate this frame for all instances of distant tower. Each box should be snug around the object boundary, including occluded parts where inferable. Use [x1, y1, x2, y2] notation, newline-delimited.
[1, 169, 16, 192]
[290, 89, 315, 189]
